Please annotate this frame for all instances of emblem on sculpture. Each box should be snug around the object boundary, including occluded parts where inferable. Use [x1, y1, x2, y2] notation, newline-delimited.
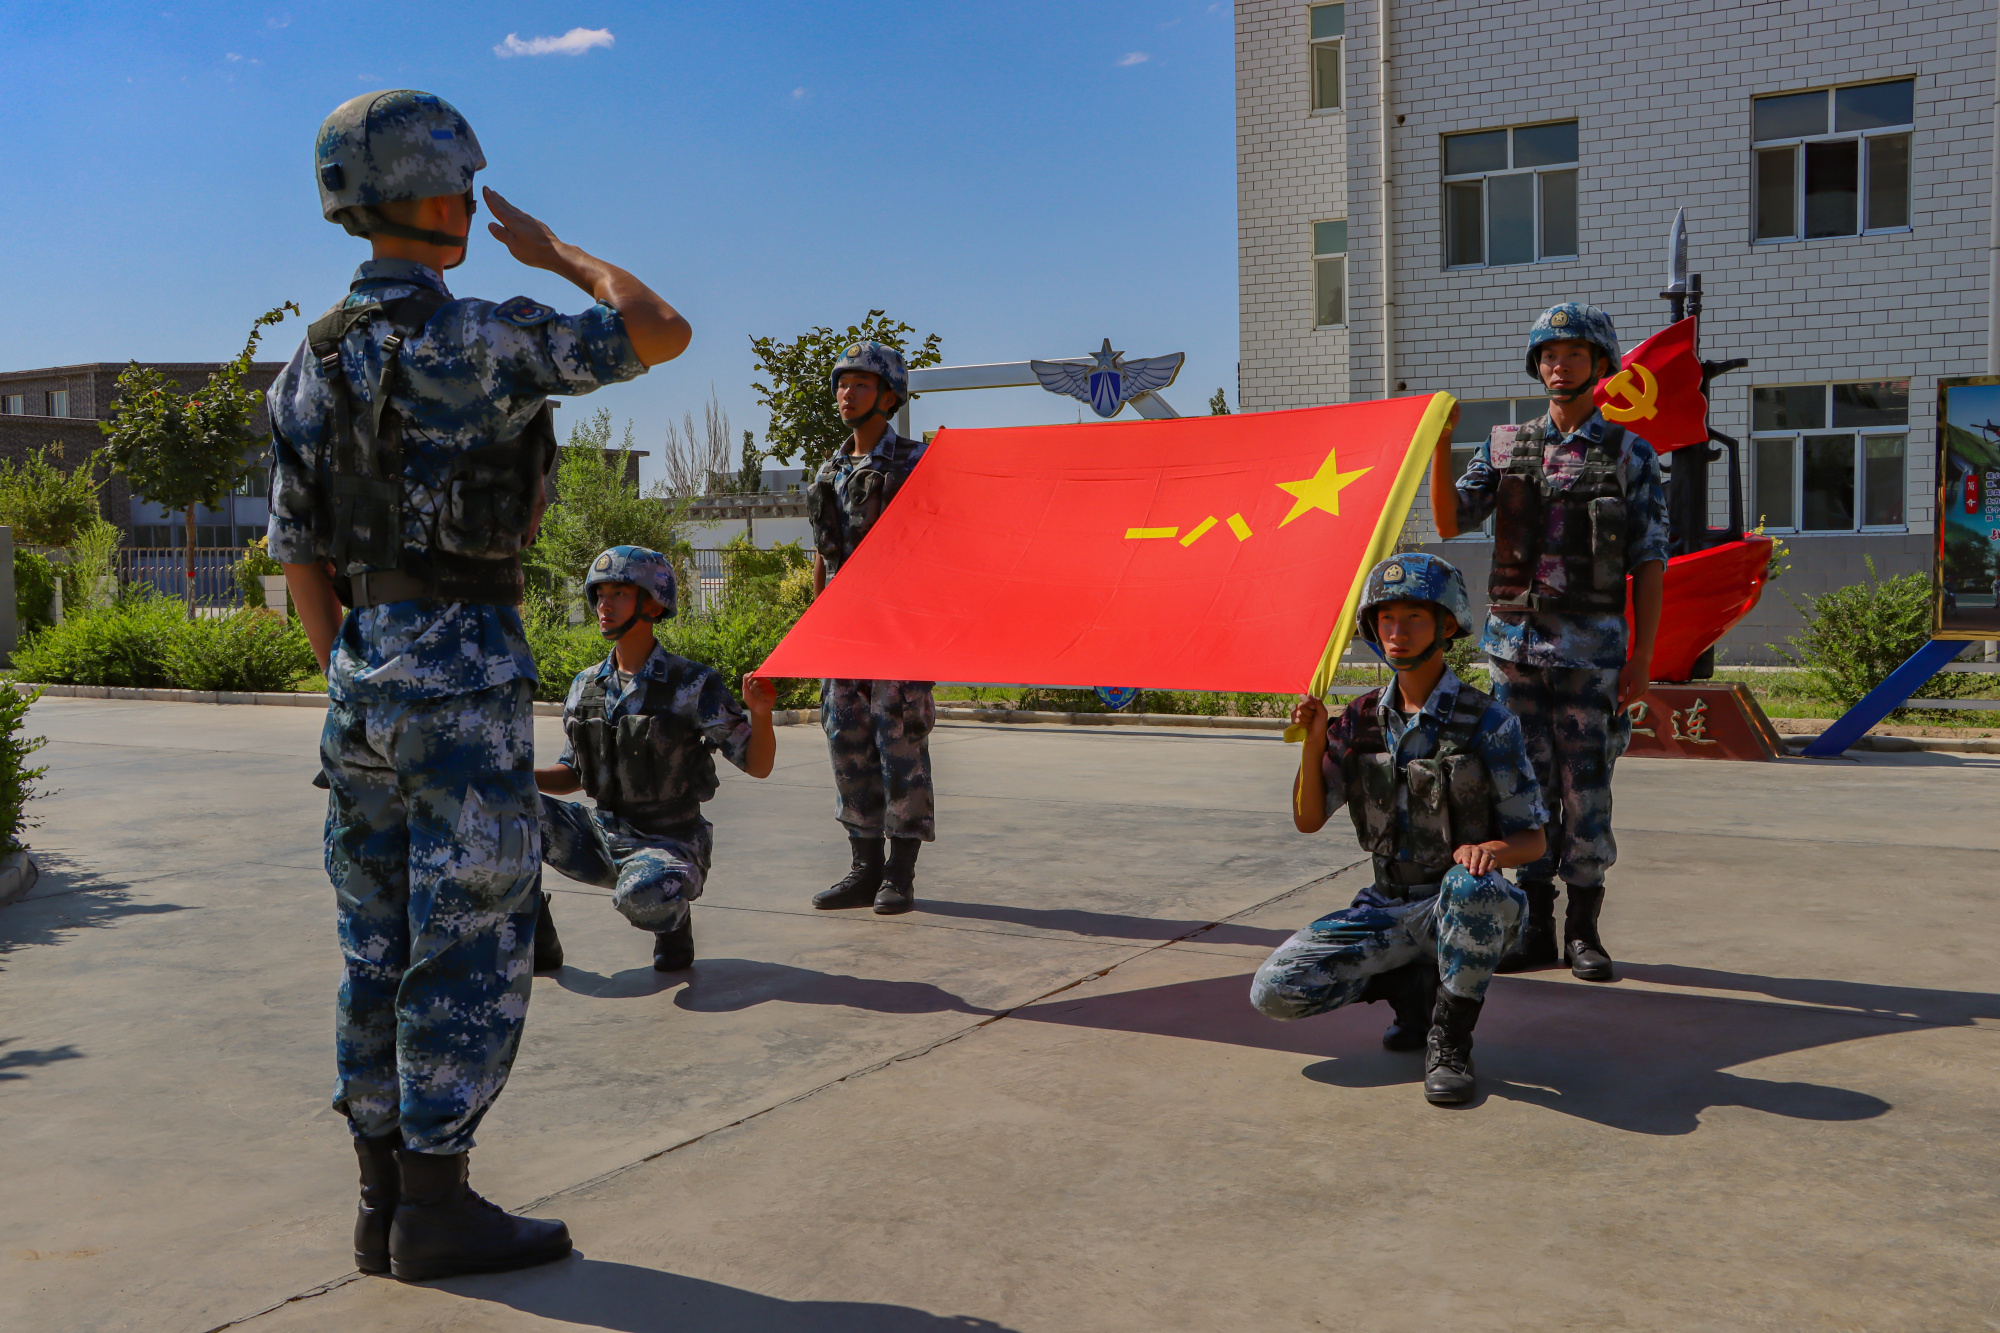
[1032, 338, 1185, 418]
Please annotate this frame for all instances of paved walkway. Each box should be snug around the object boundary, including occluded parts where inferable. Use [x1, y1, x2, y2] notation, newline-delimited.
[2, 697, 1996, 1332]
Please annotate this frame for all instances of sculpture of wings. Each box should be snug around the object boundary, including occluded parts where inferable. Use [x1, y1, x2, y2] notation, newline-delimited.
[1032, 339, 1186, 418]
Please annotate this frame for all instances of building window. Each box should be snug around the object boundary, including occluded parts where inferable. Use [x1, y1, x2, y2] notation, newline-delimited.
[1309, 4, 1343, 111]
[1752, 79, 1912, 242]
[1750, 380, 1909, 532]
[1312, 220, 1347, 327]
[46, 389, 69, 418]
[1444, 398, 1547, 537]
[1442, 120, 1578, 268]
[1, 395, 22, 415]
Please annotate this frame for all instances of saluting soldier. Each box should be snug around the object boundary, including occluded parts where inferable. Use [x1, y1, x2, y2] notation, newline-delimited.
[270, 90, 688, 1280]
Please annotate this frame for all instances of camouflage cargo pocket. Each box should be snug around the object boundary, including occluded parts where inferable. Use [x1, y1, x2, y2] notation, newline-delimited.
[1589, 495, 1625, 592]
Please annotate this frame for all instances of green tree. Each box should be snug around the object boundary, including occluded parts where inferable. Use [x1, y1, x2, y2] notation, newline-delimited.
[749, 310, 942, 474]
[1209, 388, 1232, 415]
[1779, 558, 1984, 717]
[0, 441, 108, 546]
[738, 430, 764, 494]
[527, 408, 694, 612]
[99, 303, 298, 614]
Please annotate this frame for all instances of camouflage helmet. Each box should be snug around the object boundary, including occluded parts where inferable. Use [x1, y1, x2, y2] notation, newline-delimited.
[1525, 303, 1620, 379]
[1357, 552, 1473, 646]
[584, 545, 677, 620]
[315, 90, 485, 245]
[828, 341, 910, 403]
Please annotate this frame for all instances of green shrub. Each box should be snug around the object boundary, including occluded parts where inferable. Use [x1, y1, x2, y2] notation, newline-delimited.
[234, 536, 284, 609]
[162, 609, 317, 693]
[1780, 559, 1982, 718]
[0, 442, 107, 547]
[0, 682, 48, 851]
[56, 519, 121, 617]
[14, 549, 56, 634]
[12, 589, 184, 687]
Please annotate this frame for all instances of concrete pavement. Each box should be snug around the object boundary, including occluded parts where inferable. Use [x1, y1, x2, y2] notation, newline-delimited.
[1, 697, 1996, 1331]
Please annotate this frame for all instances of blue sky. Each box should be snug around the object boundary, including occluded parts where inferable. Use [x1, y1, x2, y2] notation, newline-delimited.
[0, 3, 1240, 486]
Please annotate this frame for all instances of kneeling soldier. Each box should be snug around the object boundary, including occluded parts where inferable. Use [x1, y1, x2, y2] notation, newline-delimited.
[532, 547, 776, 973]
[1250, 554, 1548, 1105]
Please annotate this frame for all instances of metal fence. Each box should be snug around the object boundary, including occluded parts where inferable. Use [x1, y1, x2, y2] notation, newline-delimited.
[115, 547, 251, 608]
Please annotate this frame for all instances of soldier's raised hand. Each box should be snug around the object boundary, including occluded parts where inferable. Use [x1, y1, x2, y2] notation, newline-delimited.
[1290, 694, 1329, 746]
[483, 187, 567, 272]
[742, 674, 777, 716]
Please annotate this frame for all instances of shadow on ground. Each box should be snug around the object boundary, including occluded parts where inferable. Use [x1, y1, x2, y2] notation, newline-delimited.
[1010, 963, 2000, 1135]
[421, 1256, 1018, 1332]
[0, 1036, 85, 1081]
[555, 957, 998, 1016]
[0, 852, 188, 972]
[919, 898, 1294, 948]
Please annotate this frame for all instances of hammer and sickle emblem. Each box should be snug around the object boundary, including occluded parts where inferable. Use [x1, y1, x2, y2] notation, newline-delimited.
[1600, 363, 1659, 422]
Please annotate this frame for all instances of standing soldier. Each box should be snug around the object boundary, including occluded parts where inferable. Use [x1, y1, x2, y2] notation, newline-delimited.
[805, 343, 935, 915]
[1430, 303, 1668, 982]
[270, 90, 689, 1280]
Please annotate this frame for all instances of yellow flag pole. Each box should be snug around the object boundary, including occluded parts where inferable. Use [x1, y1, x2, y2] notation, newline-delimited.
[1284, 391, 1458, 745]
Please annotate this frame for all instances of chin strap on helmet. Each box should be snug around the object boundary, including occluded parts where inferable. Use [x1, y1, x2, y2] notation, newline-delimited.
[596, 602, 660, 642]
[1383, 638, 1443, 671]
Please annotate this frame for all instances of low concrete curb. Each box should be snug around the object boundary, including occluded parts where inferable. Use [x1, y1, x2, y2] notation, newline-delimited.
[1783, 732, 2000, 756]
[18, 684, 1995, 751]
[0, 848, 39, 907]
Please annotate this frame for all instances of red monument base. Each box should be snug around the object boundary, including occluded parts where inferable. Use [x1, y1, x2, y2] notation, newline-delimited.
[1624, 682, 1785, 761]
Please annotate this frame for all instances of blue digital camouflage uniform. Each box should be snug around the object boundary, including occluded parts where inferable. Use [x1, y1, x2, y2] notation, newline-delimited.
[1453, 408, 1668, 889]
[542, 642, 755, 932]
[267, 257, 647, 1153]
[1250, 668, 1548, 1016]
[811, 425, 936, 841]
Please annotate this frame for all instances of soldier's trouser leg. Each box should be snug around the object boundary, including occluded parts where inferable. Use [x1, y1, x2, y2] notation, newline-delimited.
[822, 678, 936, 842]
[1488, 662, 1627, 890]
[539, 797, 709, 934]
[325, 680, 541, 1155]
[1250, 870, 1524, 1019]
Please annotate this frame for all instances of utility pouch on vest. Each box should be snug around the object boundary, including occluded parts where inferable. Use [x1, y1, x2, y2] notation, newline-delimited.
[1403, 758, 1454, 867]
[568, 670, 717, 834]
[1345, 751, 1400, 856]
[1589, 495, 1625, 593]
[807, 469, 844, 567]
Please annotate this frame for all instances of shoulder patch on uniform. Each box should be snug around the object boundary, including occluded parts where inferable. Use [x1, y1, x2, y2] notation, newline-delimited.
[493, 296, 557, 327]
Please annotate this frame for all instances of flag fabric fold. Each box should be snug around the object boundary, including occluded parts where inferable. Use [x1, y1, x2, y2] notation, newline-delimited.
[1593, 316, 1708, 453]
[757, 394, 1455, 697]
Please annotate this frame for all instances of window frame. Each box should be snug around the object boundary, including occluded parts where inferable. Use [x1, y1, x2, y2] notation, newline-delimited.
[1747, 380, 1911, 534]
[1308, 4, 1343, 113]
[46, 389, 69, 418]
[0, 394, 22, 416]
[1440, 120, 1580, 270]
[1442, 397, 1546, 539]
[1311, 218, 1348, 329]
[1750, 79, 1914, 244]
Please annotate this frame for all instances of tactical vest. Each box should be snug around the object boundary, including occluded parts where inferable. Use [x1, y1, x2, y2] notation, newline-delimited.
[305, 288, 555, 608]
[565, 657, 718, 833]
[1341, 685, 1499, 891]
[807, 434, 924, 570]
[1487, 416, 1629, 616]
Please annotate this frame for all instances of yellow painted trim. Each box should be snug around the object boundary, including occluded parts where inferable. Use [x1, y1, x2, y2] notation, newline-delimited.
[1125, 526, 1178, 539]
[1285, 391, 1457, 743]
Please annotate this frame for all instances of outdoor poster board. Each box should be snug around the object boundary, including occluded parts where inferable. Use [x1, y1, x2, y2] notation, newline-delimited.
[1936, 376, 2000, 639]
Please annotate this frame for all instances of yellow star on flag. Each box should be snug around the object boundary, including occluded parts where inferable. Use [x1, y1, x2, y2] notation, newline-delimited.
[1275, 445, 1372, 526]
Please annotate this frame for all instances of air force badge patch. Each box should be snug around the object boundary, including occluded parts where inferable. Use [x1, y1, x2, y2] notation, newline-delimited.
[494, 296, 557, 327]
[1032, 338, 1185, 419]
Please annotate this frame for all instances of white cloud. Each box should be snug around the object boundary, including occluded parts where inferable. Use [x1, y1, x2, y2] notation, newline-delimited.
[267, 11, 290, 27]
[1116, 51, 1150, 66]
[494, 27, 614, 58]
[225, 51, 241, 61]
[791, 86, 806, 99]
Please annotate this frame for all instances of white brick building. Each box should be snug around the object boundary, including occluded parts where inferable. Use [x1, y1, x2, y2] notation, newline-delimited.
[1236, 0, 1993, 661]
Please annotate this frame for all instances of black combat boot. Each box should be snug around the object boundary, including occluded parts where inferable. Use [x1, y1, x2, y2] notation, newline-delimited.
[531, 891, 564, 975]
[1563, 884, 1616, 981]
[1360, 960, 1439, 1051]
[1423, 991, 1484, 1106]
[875, 838, 920, 915]
[813, 837, 885, 909]
[653, 915, 694, 972]
[388, 1149, 572, 1282]
[1495, 879, 1559, 973]
[351, 1132, 401, 1274]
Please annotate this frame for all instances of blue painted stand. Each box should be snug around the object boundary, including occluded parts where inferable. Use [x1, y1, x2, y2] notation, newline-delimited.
[1801, 638, 1965, 757]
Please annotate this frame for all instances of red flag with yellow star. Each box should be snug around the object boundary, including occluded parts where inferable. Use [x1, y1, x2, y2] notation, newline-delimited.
[756, 394, 1455, 696]
[1592, 316, 1708, 453]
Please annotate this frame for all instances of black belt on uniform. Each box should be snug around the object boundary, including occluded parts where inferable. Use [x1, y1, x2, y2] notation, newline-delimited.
[346, 567, 522, 609]
[1372, 855, 1444, 899]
